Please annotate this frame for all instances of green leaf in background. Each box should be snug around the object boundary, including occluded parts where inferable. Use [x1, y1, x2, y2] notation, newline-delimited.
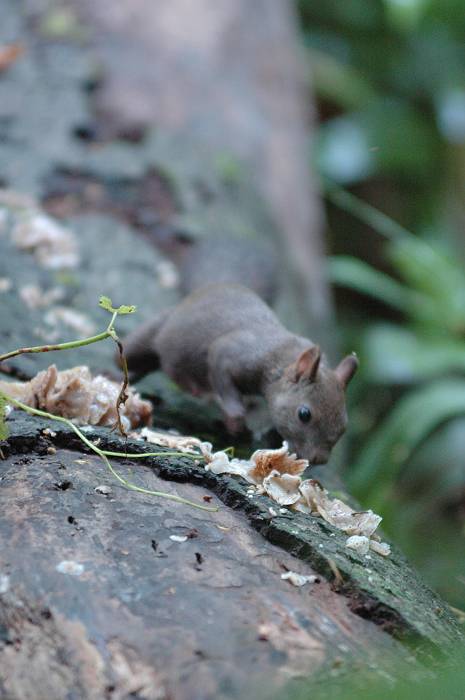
[305, 46, 377, 110]
[389, 237, 465, 333]
[362, 324, 465, 383]
[328, 255, 412, 311]
[349, 379, 465, 502]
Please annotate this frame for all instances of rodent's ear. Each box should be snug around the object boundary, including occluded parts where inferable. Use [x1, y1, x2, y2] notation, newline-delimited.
[335, 353, 359, 389]
[288, 346, 321, 383]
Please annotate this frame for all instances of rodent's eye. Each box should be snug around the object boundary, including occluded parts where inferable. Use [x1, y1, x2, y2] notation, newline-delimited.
[298, 405, 312, 423]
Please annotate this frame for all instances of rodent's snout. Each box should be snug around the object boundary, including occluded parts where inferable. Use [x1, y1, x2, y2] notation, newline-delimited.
[309, 447, 330, 466]
[287, 439, 330, 465]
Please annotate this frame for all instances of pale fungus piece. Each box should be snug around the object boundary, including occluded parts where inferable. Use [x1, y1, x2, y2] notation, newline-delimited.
[12, 212, 80, 269]
[299, 479, 382, 537]
[281, 571, 319, 587]
[200, 442, 254, 481]
[169, 535, 188, 543]
[369, 540, 391, 557]
[263, 471, 302, 506]
[137, 427, 204, 454]
[345, 535, 370, 555]
[56, 560, 84, 576]
[0, 365, 152, 429]
[19, 284, 64, 310]
[249, 441, 308, 483]
[44, 307, 96, 337]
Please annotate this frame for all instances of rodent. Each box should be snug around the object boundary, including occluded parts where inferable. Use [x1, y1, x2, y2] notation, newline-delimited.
[121, 283, 358, 464]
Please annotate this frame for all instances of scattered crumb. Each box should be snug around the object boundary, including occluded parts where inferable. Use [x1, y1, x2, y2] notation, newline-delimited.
[95, 485, 112, 496]
[369, 540, 391, 557]
[169, 535, 188, 543]
[0, 277, 12, 293]
[0, 574, 10, 594]
[281, 571, 319, 587]
[47, 446, 57, 455]
[43, 428, 57, 437]
[56, 560, 84, 576]
[345, 535, 370, 556]
[156, 260, 179, 289]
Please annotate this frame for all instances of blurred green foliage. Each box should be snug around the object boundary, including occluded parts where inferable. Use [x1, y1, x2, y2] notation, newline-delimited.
[279, 644, 464, 700]
[297, 0, 465, 611]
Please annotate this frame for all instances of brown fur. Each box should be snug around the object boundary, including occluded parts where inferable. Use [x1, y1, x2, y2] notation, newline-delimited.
[121, 284, 358, 464]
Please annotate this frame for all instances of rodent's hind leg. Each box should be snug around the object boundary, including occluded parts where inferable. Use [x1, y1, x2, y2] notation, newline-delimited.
[208, 337, 247, 434]
[119, 309, 170, 382]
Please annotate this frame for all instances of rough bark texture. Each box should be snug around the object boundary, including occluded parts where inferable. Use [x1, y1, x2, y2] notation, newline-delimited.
[0, 413, 461, 700]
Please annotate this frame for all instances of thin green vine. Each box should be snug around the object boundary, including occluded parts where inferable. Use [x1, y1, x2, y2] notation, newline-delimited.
[0, 296, 219, 513]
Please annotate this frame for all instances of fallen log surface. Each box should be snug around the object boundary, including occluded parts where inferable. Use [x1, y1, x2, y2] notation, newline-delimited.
[0, 413, 461, 699]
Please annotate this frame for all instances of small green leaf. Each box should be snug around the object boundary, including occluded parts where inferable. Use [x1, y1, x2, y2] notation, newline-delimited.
[0, 394, 10, 441]
[115, 304, 136, 315]
[99, 296, 136, 315]
[99, 295, 114, 312]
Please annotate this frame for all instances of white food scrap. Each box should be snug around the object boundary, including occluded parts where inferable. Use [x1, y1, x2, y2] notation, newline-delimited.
[169, 535, 188, 543]
[281, 571, 319, 587]
[56, 560, 84, 576]
[0, 364, 152, 430]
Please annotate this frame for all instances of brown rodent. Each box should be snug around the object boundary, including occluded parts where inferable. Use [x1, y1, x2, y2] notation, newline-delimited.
[121, 283, 358, 464]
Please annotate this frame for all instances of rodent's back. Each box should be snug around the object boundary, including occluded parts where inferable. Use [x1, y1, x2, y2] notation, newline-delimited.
[179, 236, 279, 304]
[155, 283, 284, 389]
